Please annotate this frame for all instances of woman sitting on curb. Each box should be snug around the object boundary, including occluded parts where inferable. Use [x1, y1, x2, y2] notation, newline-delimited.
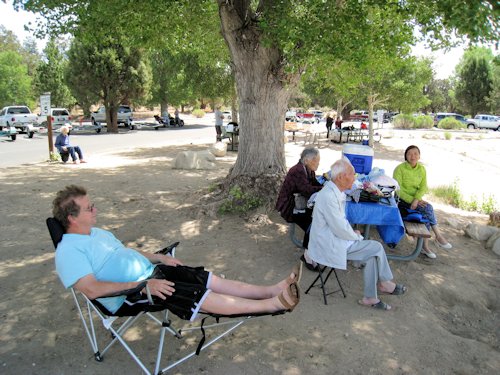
[55, 126, 86, 164]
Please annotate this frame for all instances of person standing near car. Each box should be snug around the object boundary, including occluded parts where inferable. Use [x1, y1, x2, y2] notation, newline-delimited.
[335, 116, 343, 129]
[325, 113, 334, 138]
[55, 126, 86, 164]
[174, 108, 180, 126]
[215, 106, 224, 142]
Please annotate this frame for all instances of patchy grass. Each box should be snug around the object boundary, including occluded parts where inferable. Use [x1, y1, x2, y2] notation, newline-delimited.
[430, 179, 498, 214]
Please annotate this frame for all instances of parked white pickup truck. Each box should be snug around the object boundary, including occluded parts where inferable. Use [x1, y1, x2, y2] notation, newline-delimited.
[0, 106, 45, 138]
[466, 114, 500, 131]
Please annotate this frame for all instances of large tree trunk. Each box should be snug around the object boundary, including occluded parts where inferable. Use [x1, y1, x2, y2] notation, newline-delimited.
[105, 101, 119, 133]
[336, 99, 352, 121]
[367, 96, 375, 147]
[218, 2, 301, 203]
[367, 93, 388, 147]
[160, 101, 168, 117]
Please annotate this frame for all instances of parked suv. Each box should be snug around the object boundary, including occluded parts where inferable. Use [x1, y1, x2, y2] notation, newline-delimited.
[91, 105, 133, 126]
[433, 112, 467, 127]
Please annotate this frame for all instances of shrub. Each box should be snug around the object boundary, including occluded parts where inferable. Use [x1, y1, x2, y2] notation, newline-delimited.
[430, 179, 497, 214]
[413, 115, 434, 129]
[392, 114, 415, 129]
[430, 180, 462, 207]
[444, 131, 452, 140]
[218, 185, 262, 214]
[49, 151, 61, 163]
[192, 108, 205, 118]
[438, 117, 466, 130]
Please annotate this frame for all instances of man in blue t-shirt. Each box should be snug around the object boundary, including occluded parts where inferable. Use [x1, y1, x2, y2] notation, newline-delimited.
[53, 185, 301, 321]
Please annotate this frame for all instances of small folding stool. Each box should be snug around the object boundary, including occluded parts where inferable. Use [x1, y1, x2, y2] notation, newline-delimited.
[305, 265, 346, 305]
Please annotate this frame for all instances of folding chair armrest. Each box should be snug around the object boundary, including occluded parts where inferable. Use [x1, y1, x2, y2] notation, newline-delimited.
[99, 281, 148, 298]
[155, 241, 180, 256]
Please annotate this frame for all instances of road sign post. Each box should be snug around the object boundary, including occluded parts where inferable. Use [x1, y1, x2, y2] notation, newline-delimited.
[40, 93, 53, 157]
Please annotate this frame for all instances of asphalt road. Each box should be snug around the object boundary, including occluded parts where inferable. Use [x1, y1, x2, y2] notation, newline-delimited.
[0, 115, 217, 168]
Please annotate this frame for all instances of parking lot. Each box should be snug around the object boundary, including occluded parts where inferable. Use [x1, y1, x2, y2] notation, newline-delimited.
[0, 115, 216, 168]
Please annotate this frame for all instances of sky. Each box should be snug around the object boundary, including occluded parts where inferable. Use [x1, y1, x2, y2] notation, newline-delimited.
[0, 1, 466, 80]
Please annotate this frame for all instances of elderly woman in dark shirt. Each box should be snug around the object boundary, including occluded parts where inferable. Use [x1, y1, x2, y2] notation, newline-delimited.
[276, 147, 323, 269]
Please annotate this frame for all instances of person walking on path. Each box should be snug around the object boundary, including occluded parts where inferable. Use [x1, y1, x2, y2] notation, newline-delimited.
[215, 107, 224, 142]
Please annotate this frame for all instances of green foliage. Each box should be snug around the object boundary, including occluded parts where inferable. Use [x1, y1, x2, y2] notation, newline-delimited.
[385, 58, 433, 113]
[394, 114, 435, 130]
[444, 131, 452, 140]
[0, 50, 34, 107]
[0, 26, 21, 53]
[438, 117, 465, 130]
[0, 27, 39, 107]
[414, 115, 434, 129]
[430, 180, 497, 214]
[486, 56, 500, 113]
[455, 47, 494, 117]
[49, 151, 61, 162]
[218, 185, 262, 214]
[431, 181, 463, 208]
[392, 114, 415, 129]
[191, 109, 205, 118]
[64, 39, 99, 116]
[65, 34, 151, 128]
[13, 0, 500, 180]
[148, 50, 192, 109]
[33, 38, 75, 108]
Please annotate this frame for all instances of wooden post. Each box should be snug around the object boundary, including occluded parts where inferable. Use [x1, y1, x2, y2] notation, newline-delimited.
[47, 115, 54, 156]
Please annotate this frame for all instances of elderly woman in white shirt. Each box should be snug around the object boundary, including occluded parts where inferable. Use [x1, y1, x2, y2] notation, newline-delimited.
[308, 159, 407, 311]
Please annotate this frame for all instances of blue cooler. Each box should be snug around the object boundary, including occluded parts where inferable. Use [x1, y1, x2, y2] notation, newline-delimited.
[342, 144, 373, 174]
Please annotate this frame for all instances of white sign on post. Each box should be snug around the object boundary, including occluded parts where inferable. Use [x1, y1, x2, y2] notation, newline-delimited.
[40, 93, 51, 116]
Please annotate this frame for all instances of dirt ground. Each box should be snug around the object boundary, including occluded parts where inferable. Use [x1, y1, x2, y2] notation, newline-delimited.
[0, 129, 499, 375]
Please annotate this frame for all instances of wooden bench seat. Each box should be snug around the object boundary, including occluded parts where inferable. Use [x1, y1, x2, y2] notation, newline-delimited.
[404, 222, 431, 239]
[386, 221, 431, 261]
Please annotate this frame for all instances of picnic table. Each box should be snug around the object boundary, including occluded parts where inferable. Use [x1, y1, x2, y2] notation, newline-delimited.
[346, 197, 405, 246]
[346, 197, 433, 261]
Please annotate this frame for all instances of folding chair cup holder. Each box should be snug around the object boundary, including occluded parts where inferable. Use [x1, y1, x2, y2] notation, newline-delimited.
[46, 217, 282, 375]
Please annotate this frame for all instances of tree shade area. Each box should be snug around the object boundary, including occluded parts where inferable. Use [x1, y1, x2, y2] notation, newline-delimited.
[5, 0, 500, 203]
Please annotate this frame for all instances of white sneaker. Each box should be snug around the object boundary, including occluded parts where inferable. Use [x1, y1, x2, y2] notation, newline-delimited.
[435, 240, 452, 249]
[422, 248, 437, 259]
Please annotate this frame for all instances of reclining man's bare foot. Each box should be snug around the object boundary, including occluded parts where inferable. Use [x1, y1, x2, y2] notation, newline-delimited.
[275, 262, 303, 295]
[275, 283, 300, 312]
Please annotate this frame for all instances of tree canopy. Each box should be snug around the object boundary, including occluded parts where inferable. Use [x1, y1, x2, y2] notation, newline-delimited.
[33, 37, 74, 108]
[0, 26, 38, 108]
[13, 0, 500, 203]
[65, 34, 151, 131]
[456, 47, 495, 116]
